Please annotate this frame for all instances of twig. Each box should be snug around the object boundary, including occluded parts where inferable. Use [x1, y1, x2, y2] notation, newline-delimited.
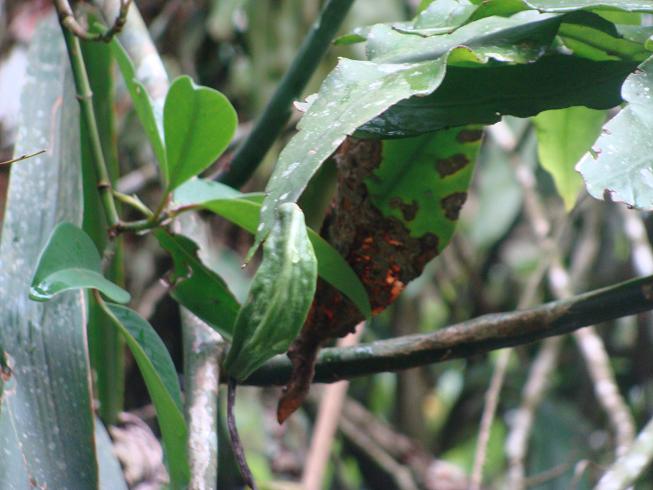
[302, 323, 364, 490]
[227, 379, 257, 490]
[54, 0, 132, 42]
[0, 149, 46, 166]
[243, 272, 653, 386]
[218, 0, 356, 187]
[595, 415, 653, 489]
[470, 348, 511, 490]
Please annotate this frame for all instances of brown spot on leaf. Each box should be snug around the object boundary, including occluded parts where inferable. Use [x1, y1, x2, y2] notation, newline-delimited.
[456, 129, 483, 143]
[436, 153, 469, 177]
[389, 197, 418, 221]
[441, 192, 467, 220]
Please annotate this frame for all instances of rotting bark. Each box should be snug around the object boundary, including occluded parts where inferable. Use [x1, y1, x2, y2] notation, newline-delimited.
[277, 137, 464, 422]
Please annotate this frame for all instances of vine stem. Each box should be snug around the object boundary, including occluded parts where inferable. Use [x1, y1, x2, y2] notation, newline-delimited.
[227, 379, 258, 490]
[61, 28, 120, 228]
[242, 272, 653, 386]
[218, 0, 355, 187]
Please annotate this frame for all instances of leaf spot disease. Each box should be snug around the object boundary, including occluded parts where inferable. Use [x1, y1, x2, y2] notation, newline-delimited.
[389, 197, 418, 221]
[435, 153, 469, 177]
[456, 129, 483, 143]
[441, 192, 467, 220]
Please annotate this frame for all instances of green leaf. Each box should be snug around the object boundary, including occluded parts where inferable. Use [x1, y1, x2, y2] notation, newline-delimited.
[366, 127, 482, 249]
[110, 38, 167, 174]
[173, 179, 372, 318]
[164, 75, 237, 190]
[154, 229, 241, 339]
[357, 55, 635, 138]
[102, 304, 189, 489]
[251, 10, 579, 255]
[30, 222, 130, 303]
[533, 107, 606, 210]
[224, 203, 317, 381]
[525, 0, 653, 12]
[0, 15, 97, 488]
[578, 55, 653, 208]
[393, 0, 477, 36]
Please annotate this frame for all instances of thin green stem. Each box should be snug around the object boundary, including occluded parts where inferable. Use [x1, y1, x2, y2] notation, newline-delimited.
[218, 0, 356, 188]
[112, 190, 153, 217]
[62, 28, 120, 227]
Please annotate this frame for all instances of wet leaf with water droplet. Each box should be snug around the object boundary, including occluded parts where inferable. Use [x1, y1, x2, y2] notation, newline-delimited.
[30, 222, 130, 304]
[578, 55, 653, 209]
[102, 303, 189, 488]
[224, 203, 317, 381]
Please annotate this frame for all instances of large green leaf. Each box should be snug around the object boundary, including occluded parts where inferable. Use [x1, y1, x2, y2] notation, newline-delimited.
[533, 107, 606, 210]
[173, 179, 372, 317]
[578, 55, 653, 208]
[0, 16, 97, 489]
[30, 222, 130, 304]
[224, 204, 317, 381]
[525, 0, 653, 12]
[101, 304, 189, 489]
[357, 55, 635, 138]
[366, 126, 482, 249]
[251, 8, 621, 254]
[154, 229, 241, 339]
[393, 0, 477, 36]
[163, 75, 237, 190]
[110, 38, 166, 174]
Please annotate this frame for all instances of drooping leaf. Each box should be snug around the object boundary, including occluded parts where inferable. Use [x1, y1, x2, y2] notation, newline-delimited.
[110, 38, 167, 174]
[578, 55, 653, 208]
[357, 56, 635, 138]
[251, 9, 612, 255]
[0, 16, 97, 488]
[29, 222, 130, 304]
[173, 179, 372, 317]
[224, 204, 318, 381]
[102, 303, 189, 489]
[533, 107, 606, 210]
[525, 0, 653, 12]
[366, 126, 483, 250]
[154, 229, 241, 339]
[163, 75, 237, 190]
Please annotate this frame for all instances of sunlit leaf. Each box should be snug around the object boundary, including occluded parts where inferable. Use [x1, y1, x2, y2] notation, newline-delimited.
[164, 75, 237, 190]
[525, 0, 653, 12]
[578, 55, 653, 208]
[534, 107, 606, 210]
[102, 304, 189, 489]
[224, 204, 317, 381]
[30, 222, 130, 304]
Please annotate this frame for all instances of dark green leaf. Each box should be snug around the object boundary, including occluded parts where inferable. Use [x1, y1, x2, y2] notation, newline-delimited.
[164, 75, 237, 190]
[103, 304, 189, 489]
[0, 16, 97, 488]
[357, 56, 635, 138]
[366, 127, 482, 250]
[154, 229, 241, 339]
[225, 203, 317, 381]
[578, 55, 653, 208]
[30, 222, 130, 303]
[110, 38, 167, 174]
[173, 179, 372, 317]
[533, 107, 606, 210]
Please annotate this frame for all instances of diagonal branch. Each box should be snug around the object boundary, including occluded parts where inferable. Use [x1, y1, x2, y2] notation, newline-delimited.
[243, 273, 653, 385]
